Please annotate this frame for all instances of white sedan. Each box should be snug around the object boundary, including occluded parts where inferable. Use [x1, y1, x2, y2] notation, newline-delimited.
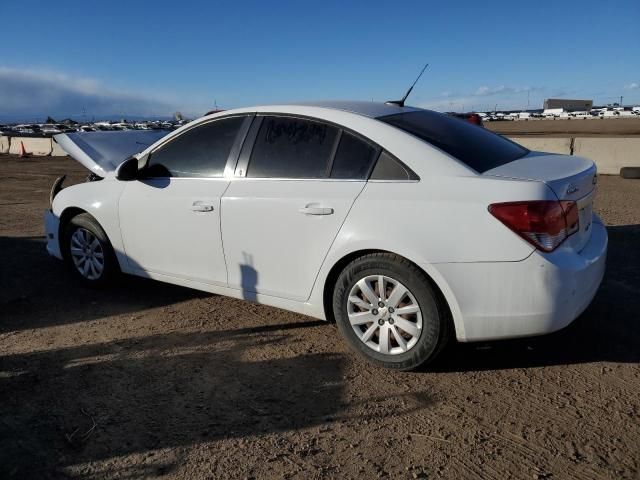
[46, 101, 607, 370]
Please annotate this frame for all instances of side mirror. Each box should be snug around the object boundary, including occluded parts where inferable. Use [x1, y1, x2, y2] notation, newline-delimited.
[116, 157, 139, 181]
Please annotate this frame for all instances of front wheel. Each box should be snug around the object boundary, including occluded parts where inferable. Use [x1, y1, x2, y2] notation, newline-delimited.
[333, 253, 450, 370]
[62, 213, 118, 286]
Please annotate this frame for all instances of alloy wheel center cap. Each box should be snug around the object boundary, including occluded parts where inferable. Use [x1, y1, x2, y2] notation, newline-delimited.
[378, 306, 389, 318]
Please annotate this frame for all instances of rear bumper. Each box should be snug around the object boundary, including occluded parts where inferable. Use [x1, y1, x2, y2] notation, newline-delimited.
[44, 209, 62, 260]
[433, 217, 607, 342]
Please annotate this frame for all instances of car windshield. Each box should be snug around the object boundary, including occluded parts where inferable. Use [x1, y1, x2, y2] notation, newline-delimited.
[379, 110, 529, 173]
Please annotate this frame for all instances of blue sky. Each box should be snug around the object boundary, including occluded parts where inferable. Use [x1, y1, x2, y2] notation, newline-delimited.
[1, 0, 639, 120]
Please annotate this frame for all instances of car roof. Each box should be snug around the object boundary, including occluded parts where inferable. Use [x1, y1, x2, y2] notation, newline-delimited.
[262, 100, 422, 119]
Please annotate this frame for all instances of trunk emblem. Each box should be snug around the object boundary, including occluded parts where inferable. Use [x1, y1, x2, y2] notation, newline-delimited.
[566, 183, 579, 195]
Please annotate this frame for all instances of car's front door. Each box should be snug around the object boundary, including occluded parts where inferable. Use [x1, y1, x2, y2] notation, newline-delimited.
[118, 116, 249, 286]
[221, 115, 380, 301]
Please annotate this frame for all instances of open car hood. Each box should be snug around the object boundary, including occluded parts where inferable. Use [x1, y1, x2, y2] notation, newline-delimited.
[54, 130, 169, 177]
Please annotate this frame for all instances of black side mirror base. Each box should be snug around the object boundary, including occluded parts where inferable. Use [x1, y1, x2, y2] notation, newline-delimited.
[116, 157, 139, 181]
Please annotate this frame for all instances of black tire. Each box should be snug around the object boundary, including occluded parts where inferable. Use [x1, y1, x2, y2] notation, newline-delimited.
[620, 167, 640, 179]
[62, 213, 118, 286]
[333, 253, 450, 371]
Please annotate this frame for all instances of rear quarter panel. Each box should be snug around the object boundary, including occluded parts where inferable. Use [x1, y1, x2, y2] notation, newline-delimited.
[306, 174, 556, 328]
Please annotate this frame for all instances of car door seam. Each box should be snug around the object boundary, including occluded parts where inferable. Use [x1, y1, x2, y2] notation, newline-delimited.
[219, 179, 234, 286]
[304, 181, 368, 303]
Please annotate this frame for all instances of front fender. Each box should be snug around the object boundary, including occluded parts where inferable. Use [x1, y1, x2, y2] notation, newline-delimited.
[52, 179, 129, 271]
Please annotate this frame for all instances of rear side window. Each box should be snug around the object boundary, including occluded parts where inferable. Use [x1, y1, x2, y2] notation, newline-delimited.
[330, 131, 379, 179]
[147, 116, 244, 177]
[247, 116, 339, 178]
[379, 110, 528, 173]
[370, 151, 418, 180]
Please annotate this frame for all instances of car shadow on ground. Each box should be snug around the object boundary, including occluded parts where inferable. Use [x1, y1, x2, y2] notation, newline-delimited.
[0, 235, 208, 334]
[0, 322, 341, 477]
[1, 225, 638, 475]
[0, 320, 433, 478]
[1, 235, 433, 477]
[432, 224, 640, 372]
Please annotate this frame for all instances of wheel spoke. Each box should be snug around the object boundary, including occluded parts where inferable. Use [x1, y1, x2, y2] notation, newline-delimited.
[91, 257, 102, 271]
[377, 275, 385, 302]
[82, 260, 90, 276]
[390, 325, 408, 351]
[93, 251, 104, 260]
[70, 247, 84, 256]
[387, 284, 408, 308]
[395, 305, 420, 315]
[89, 260, 98, 278]
[357, 279, 378, 305]
[361, 323, 379, 343]
[378, 324, 390, 354]
[349, 295, 372, 310]
[395, 317, 420, 338]
[348, 311, 376, 326]
[90, 238, 100, 249]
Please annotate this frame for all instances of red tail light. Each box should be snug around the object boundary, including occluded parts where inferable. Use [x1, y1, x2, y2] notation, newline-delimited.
[489, 200, 579, 252]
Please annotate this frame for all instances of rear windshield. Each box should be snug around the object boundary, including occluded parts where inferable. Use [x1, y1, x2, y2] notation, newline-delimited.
[379, 110, 528, 173]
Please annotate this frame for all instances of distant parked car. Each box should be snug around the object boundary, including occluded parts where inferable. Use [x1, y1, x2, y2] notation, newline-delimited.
[447, 112, 484, 127]
[14, 124, 41, 135]
[47, 101, 606, 370]
[41, 124, 66, 135]
[569, 111, 590, 119]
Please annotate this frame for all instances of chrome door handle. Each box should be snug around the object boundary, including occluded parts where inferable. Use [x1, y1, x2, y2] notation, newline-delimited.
[299, 206, 334, 215]
[191, 201, 214, 212]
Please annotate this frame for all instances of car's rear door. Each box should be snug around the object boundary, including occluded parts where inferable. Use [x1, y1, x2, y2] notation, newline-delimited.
[221, 115, 379, 301]
[118, 115, 250, 286]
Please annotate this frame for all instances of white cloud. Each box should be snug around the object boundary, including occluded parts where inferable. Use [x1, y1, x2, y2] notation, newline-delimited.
[474, 85, 537, 96]
[624, 82, 639, 90]
[420, 85, 544, 112]
[0, 66, 209, 120]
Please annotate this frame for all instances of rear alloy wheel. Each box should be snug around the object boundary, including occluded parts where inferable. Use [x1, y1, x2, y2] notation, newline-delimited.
[347, 275, 423, 355]
[63, 213, 117, 286]
[334, 253, 449, 370]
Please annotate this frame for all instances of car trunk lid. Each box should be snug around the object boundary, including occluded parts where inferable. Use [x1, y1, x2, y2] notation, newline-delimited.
[54, 130, 169, 177]
[484, 152, 597, 252]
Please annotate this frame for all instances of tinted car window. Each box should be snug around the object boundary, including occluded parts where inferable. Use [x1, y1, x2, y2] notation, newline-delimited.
[247, 116, 339, 178]
[379, 110, 528, 173]
[330, 131, 378, 179]
[370, 151, 418, 180]
[147, 116, 244, 177]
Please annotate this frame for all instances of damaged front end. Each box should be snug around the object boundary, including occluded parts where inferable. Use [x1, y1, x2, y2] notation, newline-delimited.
[49, 175, 66, 210]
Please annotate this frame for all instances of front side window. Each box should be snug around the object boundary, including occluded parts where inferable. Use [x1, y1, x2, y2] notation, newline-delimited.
[379, 110, 528, 173]
[146, 116, 244, 177]
[247, 116, 339, 178]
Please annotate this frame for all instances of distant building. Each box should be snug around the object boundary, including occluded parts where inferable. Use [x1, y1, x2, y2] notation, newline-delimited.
[543, 98, 593, 112]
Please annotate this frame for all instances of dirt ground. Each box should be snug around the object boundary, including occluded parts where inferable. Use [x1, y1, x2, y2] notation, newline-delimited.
[486, 117, 640, 137]
[1, 154, 639, 480]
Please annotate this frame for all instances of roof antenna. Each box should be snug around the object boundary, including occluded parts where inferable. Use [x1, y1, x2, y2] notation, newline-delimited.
[386, 63, 429, 108]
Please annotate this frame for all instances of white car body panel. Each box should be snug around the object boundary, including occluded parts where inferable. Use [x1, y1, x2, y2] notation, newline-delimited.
[434, 217, 607, 341]
[47, 101, 608, 344]
[118, 177, 229, 286]
[49, 180, 128, 268]
[221, 178, 365, 301]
